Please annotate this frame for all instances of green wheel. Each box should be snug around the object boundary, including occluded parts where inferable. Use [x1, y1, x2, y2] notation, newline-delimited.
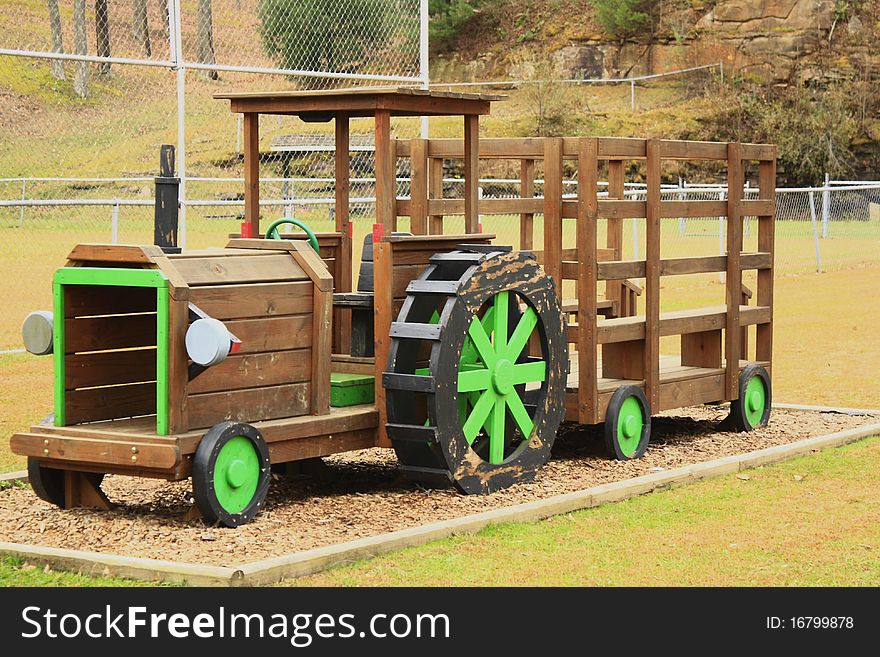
[192, 422, 271, 527]
[729, 365, 771, 431]
[385, 248, 568, 494]
[265, 217, 320, 254]
[604, 385, 651, 460]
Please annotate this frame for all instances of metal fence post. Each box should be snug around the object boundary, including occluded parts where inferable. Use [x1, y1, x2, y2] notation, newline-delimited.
[171, 0, 187, 249]
[821, 173, 830, 238]
[18, 180, 25, 228]
[111, 200, 119, 243]
[809, 190, 823, 272]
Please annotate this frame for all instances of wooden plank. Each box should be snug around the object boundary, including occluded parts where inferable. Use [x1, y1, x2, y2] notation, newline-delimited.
[331, 354, 375, 375]
[289, 240, 334, 292]
[11, 433, 179, 470]
[644, 139, 662, 410]
[594, 137, 647, 159]
[66, 383, 156, 426]
[756, 158, 776, 363]
[660, 140, 728, 160]
[741, 199, 775, 217]
[657, 372, 725, 411]
[422, 137, 546, 159]
[393, 264, 430, 298]
[601, 341, 645, 380]
[384, 232, 491, 245]
[67, 244, 163, 264]
[597, 260, 646, 280]
[166, 295, 189, 434]
[187, 349, 312, 395]
[597, 253, 771, 280]
[598, 199, 647, 219]
[374, 109, 395, 232]
[188, 282, 313, 319]
[725, 142, 744, 400]
[681, 330, 722, 369]
[227, 234, 343, 249]
[268, 428, 376, 464]
[741, 143, 777, 161]
[312, 282, 332, 415]
[172, 254, 308, 286]
[520, 159, 535, 249]
[660, 200, 727, 218]
[64, 314, 156, 353]
[224, 315, 313, 353]
[409, 138, 429, 234]
[187, 382, 312, 429]
[64, 285, 154, 318]
[576, 138, 599, 424]
[373, 241, 393, 447]
[543, 137, 564, 288]
[333, 116, 352, 354]
[428, 157, 444, 234]
[243, 112, 260, 236]
[463, 114, 480, 233]
[66, 348, 156, 389]
[606, 160, 626, 310]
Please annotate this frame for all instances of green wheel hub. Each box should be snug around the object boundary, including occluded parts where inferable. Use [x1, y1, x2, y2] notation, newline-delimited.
[616, 396, 644, 458]
[455, 291, 546, 465]
[213, 436, 261, 514]
[743, 376, 767, 428]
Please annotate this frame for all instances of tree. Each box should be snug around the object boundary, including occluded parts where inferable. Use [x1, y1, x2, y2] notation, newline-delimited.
[132, 0, 151, 57]
[197, 0, 219, 79]
[96, 0, 112, 75]
[429, 0, 479, 52]
[257, 0, 392, 84]
[589, 0, 652, 41]
[47, 0, 65, 80]
[73, 0, 89, 97]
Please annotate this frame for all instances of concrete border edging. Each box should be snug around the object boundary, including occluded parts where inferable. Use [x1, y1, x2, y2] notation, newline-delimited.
[0, 410, 878, 586]
[0, 470, 27, 484]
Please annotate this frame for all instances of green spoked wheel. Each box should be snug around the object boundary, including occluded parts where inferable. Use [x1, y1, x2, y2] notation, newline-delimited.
[192, 422, 271, 527]
[384, 248, 568, 494]
[728, 364, 772, 432]
[604, 386, 651, 460]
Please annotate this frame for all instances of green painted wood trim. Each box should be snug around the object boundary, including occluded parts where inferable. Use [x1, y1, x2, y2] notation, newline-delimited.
[53, 282, 65, 427]
[156, 286, 170, 436]
[53, 267, 168, 287]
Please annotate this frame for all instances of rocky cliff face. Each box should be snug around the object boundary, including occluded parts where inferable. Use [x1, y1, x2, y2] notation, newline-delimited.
[544, 0, 877, 85]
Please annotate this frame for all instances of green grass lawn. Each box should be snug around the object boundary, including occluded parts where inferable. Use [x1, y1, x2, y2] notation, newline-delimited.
[0, 555, 169, 586]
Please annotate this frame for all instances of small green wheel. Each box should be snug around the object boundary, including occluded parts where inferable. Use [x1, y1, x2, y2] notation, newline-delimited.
[729, 364, 771, 432]
[27, 458, 104, 508]
[604, 385, 651, 460]
[192, 422, 271, 528]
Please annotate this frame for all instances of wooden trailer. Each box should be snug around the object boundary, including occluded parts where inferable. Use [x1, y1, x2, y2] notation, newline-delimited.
[11, 88, 776, 526]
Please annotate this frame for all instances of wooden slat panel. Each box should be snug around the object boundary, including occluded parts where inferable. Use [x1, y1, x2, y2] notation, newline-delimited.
[725, 142, 744, 399]
[392, 264, 429, 298]
[598, 260, 646, 280]
[595, 137, 647, 158]
[11, 433, 179, 469]
[187, 382, 311, 429]
[660, 140, 728, 160]
[597, 253, 771, 280]
[66, 383, 156, 425]
[741, 143, 777, 161]
[66, 348, 156, 389]
[742, 199, 775, 217]
[224, 315, 313, 353]
[172, 254, 308, 286]
[67, 244, 163, 264]
[660, 200, 727, 218]
[268, 428, 377, 464]
[419, 137, 547, 159]
[598, 199, 646, 219]
[64, 285, 155, 318]
[64, 314, 157, 353]
[187, 349, 312, 395]
[188, 282, 313, 319]
[658, 372, 725, 411]
[331, 354, 375, 375]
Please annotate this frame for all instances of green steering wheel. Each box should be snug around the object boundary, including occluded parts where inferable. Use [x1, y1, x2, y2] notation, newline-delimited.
[264, 217, 320, 254]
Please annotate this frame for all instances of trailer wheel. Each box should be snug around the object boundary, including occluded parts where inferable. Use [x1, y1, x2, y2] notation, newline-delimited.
[192, 422, 271, 528]
[27, 458, 104, 508]
[385, 248, 567, 494]
[728, 365, 772, 432]
[604, 386, 651, 460]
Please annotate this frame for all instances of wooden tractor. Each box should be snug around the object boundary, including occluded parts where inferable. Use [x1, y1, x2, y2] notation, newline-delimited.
[11, 89, 776, 527]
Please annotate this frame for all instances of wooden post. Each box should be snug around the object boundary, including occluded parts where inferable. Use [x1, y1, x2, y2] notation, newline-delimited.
[725, 143, 744, 399]
[166, 293, 189, 433]
[606, 160, 625, 313]
[410, 138, 429, 234]
[374, 110, 395, 232]
[243, 112, 260, 236]
[520, 159, 535, 249]
[644, 140, 662, 411]
[335, 114, 352, 353]
[577, 139, 599, 424]
[373, 241, 393, 446]
[756, 156, 776, 364]
[429, 157, 444, 234]
[543, 138, 564, 290]
[64, 471, 111, 510]
[463, 114, 480, 233]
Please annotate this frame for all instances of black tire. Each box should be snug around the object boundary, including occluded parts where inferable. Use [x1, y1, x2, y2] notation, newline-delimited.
[385, 248, 568, 494]
[192, 422, 271, 528]
[728, 364, 772, 432]
[604, 385, 652, 460]
[27, 458, 104, 508]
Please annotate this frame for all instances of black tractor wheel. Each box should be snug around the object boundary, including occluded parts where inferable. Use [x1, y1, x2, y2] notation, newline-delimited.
[384, 247, 568, 494]
[603, 385, 651, 460]
[728, 364, 772, 432]
[192, 422, 271, 528]
[28, 458, 104, 508]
